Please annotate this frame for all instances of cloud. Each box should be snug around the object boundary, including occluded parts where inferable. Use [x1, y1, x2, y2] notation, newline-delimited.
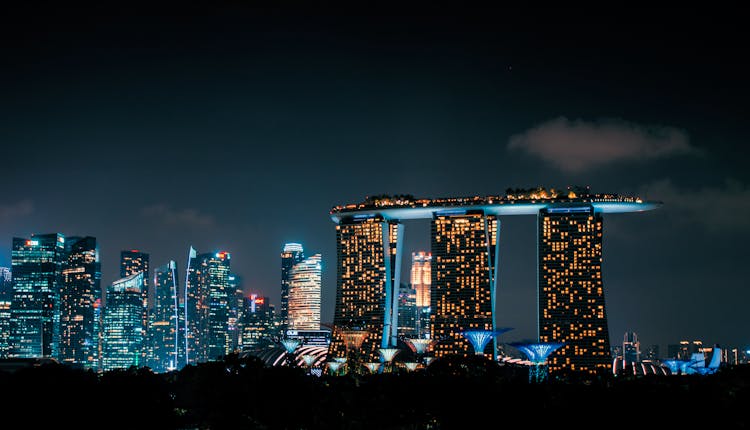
[508, 117, 697, 172]
[0, 200, 34, 222]
[141, 204, 216, 229]
[641, 179, 750, 232]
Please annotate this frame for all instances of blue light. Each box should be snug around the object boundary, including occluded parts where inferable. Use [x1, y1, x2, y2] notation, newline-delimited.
[513, 342, 564, 363]
[435, 209, 467, 216]
[546, 207, 591, 214]
[462, 330, 494, 355]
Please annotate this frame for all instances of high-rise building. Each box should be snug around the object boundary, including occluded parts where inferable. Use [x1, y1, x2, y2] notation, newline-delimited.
[397, 284, 417, 338]
[431, 212, 497, 358]
[59, 237, 101, 369]
[93, 298, 102, 369]
[0, 297, 11, 358]
[9, 233, 66, 358]
[239, 294, 276, 350]
[411, 252, 431, 338]
[0, 267, 11, 297]
[120, 250, 150, 335]
[0, 267, 11, 358]
[148, 261, 182, 372]
[102, 272, 144, 371]
[186, 251, 231, 363]
[329, 217, 402, 362]
[538, 207, 610, 375]
[288, 253, 321, 331]
[228, 274, 243, 353]
[281, 243, 304, 330]
[623, 331, 640, 365]
[411, 252, 431, 308]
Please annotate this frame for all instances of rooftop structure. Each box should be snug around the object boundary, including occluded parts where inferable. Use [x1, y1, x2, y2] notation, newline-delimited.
[330, 189, 660, 222]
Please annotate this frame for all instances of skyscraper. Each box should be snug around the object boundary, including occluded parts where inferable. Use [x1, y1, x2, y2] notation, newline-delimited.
[397, 283, 417, 338]
[239, 294, 276, 350]
[228, 274, 243, 353]
[59, 236, 101, 369]
[431, 212, 497, 358]
[0, 267, 11, 358]
[538, 207, 611, 375]
[9, 233, 66, 358]
[623, 331, 640, 365]
[411, 252, 431, 338]
[186, 251, 231, 363]
[281, 243, 304, 330]
[329, 217, 402, 361]
[288, 253, 322, 331]
[102, 272, 144, 371]
[0, 267, 11, 297]
[148, 261, 182, 372]
[120, 250, 150, 335]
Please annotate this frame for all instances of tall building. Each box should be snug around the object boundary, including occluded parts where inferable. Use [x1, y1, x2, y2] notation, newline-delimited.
[623, 331, 640, 365]
[281, 243, 304, 330]
[0, 297, 10, 358]
[0, 267, 11, 358]
[239, 294, 276, 350]
[9, 233, 66, 358]
[186, 251, 231, 363]
[228, 274, 243, 353]
[411, 252, 431, 337]
[0, 267, 11, 297]
[59, 237, 101, 369]
[148, 261, 182, 372]
[329, 217, 402, 362]
[102, 272, 144, 371]
[431, 212, 497, 358]
[288, 253, 322, 331]
[644, 344, 660, 361]
[120, 250, 150, 332]
[397, 284, 417, 338]
[538, 207, 611, 375]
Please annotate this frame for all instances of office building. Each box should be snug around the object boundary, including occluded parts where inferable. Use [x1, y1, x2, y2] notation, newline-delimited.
[148, 261, 182, 372]
[397, 284, 417, 338]
[186, 251, 231, 363]
[9, 233, 66, 358]
[411, 252, 431, 338]
[288, 253, 321, 331]
[239, 294, 277, 350]
[102, 273, 144, 371]
[228, 273, 243, 353]
[623, 331, 640, 365]
[59, 236, 100, 369]
[120, 250, 150, 339]
[281, 243, 304, 330]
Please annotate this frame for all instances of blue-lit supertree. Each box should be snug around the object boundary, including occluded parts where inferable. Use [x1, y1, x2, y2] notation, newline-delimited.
[378, 348, 400, 373]
[462, 328, 513, 358]
[279, 338, 301, 367]
[511, 342, 564, 383]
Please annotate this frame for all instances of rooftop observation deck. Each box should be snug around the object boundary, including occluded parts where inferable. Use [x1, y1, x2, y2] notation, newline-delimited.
[330, 188, 661, 223]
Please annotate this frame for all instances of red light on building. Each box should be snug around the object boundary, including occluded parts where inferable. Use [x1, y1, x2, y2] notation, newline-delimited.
[255, 297, 265, 305]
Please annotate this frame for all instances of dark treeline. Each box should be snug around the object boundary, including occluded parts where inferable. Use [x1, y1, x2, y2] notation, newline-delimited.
[0, 355, 748, 429]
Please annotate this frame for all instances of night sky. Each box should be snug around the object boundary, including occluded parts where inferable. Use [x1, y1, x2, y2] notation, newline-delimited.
[1, 6, 748, 351]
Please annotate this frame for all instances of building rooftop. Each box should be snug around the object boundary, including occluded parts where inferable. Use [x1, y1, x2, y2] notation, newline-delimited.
[330, 187, 661, 222]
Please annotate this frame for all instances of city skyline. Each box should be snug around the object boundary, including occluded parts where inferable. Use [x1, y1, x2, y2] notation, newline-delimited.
[1, 7, 748, 350]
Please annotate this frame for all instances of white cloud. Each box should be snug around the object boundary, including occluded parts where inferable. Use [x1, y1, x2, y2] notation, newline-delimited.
[641, 179, 750, 232]
[141, 204, 216, 229]
[508, 117, 697, 172]
[0, 200, 34, 222]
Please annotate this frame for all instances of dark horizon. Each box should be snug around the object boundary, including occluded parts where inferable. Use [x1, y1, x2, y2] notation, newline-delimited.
[1, 6, 748, 351]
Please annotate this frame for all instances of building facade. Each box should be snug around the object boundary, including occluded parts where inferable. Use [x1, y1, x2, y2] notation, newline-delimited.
[431, 212, 497, 358]
[397, 284, 417, 338]
[623, 331, 640, 365]
[120, 250, 150, 340]
[9, 233, 66, 358]
[538, 207, 611, 375]
[280, 243, 304, 330]
[239, 294, 277, 350]
[288, 253, 322, 331]
[411, 252, 432, 338]
[329, 217, 402, 362]
[148, 261, 182, 372]
[102, 273, 144, 371]
[59, 236, 101, 369]
[186, 251, 231, 363]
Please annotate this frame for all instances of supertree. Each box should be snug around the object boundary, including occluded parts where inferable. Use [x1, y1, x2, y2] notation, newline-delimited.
[405, 338, 434, 368]
[339, 329, 369, 375]
[327, 361, 344, 376]
[378, 348, 400, 373]
[364, 362, 381, 374]
[511, 342, 563, 383]
[462, 328, 513, 358]
[279, 338, 301, 367]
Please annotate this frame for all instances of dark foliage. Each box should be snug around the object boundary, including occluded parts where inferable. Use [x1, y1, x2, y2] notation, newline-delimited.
[1, 356, 748, 429]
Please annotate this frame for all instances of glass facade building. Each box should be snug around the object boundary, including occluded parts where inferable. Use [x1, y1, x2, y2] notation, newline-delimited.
[59, 236, 100, 369]
[9, 233, 66, 358]
[431, 212, 497, 358]
[102, 272, 144, 371]
[288, 253, 322, 331]
[538, 207, 611, 375]
[410, 252, 432, 338]
[120, 250, 150, 340]
[280, 243, 304, 330]
[148, 261, 182, 372]
[397, 284, 417, 338]
[186, 252, 231, 363]
[329, 217, 402, 362]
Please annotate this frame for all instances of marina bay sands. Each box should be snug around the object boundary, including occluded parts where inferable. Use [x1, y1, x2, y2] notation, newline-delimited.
[328, 187, 661, 376]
